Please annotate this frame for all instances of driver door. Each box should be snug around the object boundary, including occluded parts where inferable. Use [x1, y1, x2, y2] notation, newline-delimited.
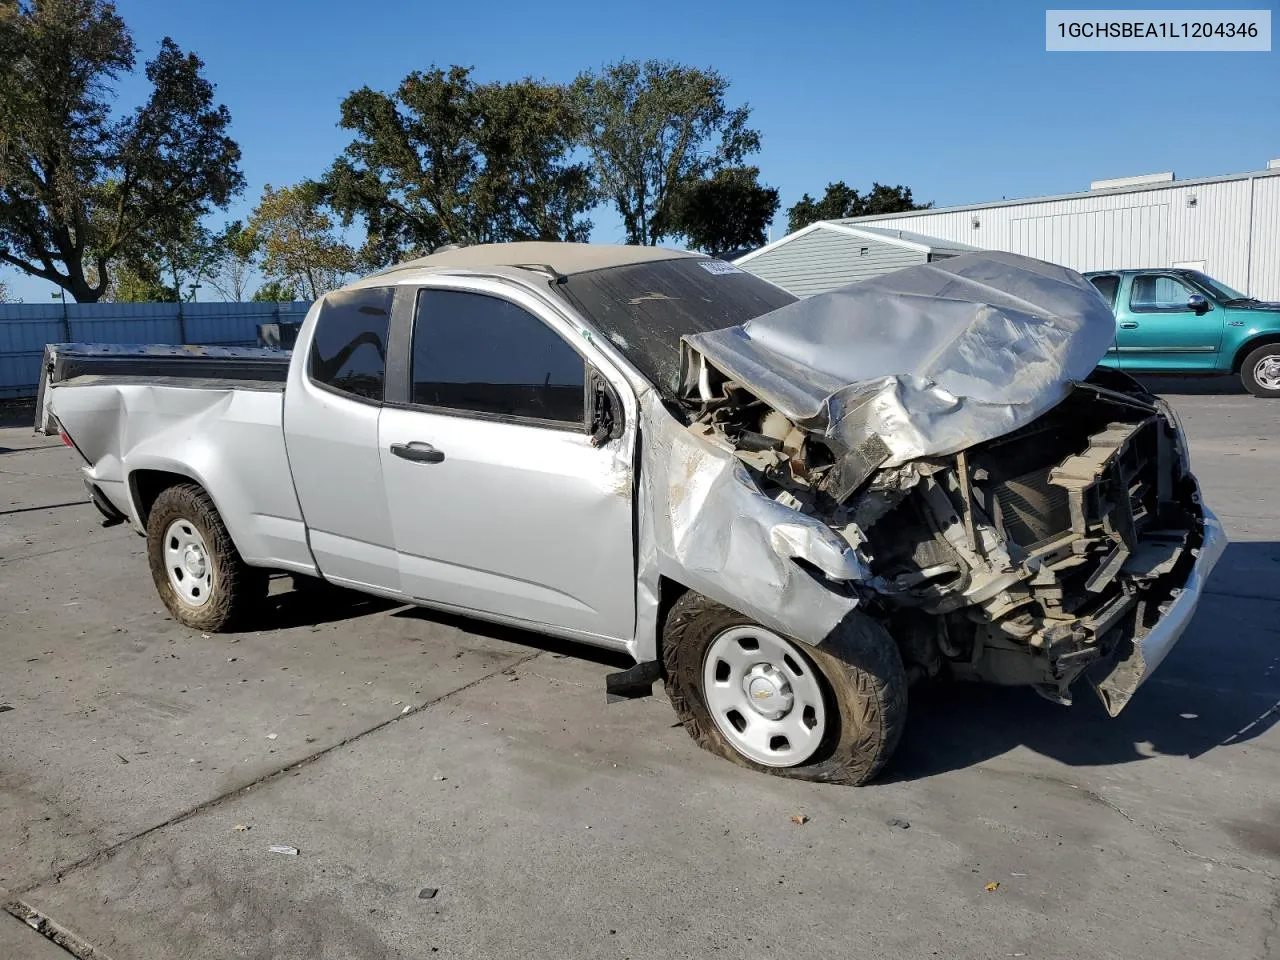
[1118, 273, 1224, 371]
[377, 281, 637, 645]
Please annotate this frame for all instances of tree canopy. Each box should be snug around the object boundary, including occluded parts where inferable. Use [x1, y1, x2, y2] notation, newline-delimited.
[321, 65, 593, 266]
[251, 278, 297, 303]
[247, 183, 357, 301]
[787, 182, 929, 233]
[573, 60, 760, 246]
[205, 220, 258, 302]
[669, 166, 778, 256]
[0, 0, 243, 301]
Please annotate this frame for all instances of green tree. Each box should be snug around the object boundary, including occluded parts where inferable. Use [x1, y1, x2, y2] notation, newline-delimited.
[104, 260, 174, 302]
[105, 211, 218, 301]
[787, 182, 929, 233]
[0, 276, 11, 302]
[247, 183, 356, 301]
[669, 166, 779, 256]
[322, 65, 593, 266]
[207, 219, 259, 301]
[0, 0, 244, 301]
[251, 278, 297, 302]
[573, 60, 760, 246]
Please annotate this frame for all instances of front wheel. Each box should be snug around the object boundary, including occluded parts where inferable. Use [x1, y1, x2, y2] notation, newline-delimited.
[146, 483, 268, 632]
[1241, 343, 1280, 398]
[662, 593, 907, 785]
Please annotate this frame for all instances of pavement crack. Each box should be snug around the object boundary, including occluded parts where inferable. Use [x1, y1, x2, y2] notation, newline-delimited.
[0, 533, 136, 566]
[984, 767, 1279, 881]
[1265, 887, 1280, 960]
[1076, 781, 1278, 879]
[8, 650, 544, 896]
[1, 897, 113, 959]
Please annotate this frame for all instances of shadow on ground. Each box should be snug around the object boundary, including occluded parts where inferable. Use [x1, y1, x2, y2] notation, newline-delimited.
[1136, 373, 1246, 396]
[392, 604, 635, 669]
[886, 540, 1280, 782]
[245, 574, 633, 669]
[239, 577, 403, 632]
[225, 537, 1280, 783]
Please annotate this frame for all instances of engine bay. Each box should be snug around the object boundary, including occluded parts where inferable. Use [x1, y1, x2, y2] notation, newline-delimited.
[687, 368, 1206, 710]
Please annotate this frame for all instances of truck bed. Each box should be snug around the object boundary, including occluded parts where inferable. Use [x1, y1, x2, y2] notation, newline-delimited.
[36, 343, 290, 434]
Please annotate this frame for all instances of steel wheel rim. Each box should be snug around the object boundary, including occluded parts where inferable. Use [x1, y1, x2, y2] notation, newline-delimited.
[163, 518, 214, 608]
[1254, 355, 1280, 391]
[702, 625, 827, 767]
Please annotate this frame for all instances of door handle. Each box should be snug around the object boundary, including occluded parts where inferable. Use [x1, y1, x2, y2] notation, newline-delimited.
[1119, 321, 1139, 329]
[390, 441, 445, 464]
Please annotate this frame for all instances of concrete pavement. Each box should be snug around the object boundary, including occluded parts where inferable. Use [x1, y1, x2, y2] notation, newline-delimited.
[1, 382, 1277, 959]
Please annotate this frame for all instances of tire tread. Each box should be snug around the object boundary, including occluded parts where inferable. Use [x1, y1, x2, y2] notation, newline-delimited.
[662, 591, 907, 786]
[146, 483, 266, 632]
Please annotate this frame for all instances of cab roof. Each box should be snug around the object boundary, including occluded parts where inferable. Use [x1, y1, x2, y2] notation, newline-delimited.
[374, 242, 701, 279]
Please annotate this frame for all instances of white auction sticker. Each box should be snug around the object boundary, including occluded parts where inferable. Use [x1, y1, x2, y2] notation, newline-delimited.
[699, 260, 744, 275]
[1046, 10, 1271, 51]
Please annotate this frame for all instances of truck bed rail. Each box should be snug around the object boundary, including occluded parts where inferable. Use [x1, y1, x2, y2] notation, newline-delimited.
[35, 343, 291, 434]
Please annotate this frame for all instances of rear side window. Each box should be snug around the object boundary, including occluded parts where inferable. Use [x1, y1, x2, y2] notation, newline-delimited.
[308, 287, 394, 401]
[1089, 274, 1120, 309]
[412, 289, 584, 425]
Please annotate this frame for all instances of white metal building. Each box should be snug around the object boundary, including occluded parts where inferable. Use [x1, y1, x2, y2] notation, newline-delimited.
[739, 161, 1280, 299]
[734, 223, 980, 296]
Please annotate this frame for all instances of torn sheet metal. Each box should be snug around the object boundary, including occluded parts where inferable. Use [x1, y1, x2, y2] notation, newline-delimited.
[631, 390, 865, 659]
[679, 252, 1117, 467]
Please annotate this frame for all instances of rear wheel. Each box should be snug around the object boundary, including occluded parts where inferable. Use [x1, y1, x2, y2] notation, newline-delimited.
[662, 592, 907, 785]
[146, 483, 268, 632]
[1241, 343, 1280, 398]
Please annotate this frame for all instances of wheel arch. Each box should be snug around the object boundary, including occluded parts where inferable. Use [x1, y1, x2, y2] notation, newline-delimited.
[129, 467, 206, 529]
[652, 575, 692, 670]
[1231, 333, 1280, 373]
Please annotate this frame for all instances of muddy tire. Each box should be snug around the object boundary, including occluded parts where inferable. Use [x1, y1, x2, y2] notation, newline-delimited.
[662, 592, 907, 785]
[146, 483, 267, 632]
[1241, 343, 1280, 398]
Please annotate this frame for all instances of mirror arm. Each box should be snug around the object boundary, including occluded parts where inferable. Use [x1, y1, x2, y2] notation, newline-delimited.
[588, 370, 624, 447]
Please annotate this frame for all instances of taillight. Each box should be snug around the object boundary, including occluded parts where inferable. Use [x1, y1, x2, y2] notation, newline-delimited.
[56, 422, 89, 463]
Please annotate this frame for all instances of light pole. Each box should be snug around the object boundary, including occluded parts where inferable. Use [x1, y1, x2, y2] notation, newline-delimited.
[51, 289, 70, 341]
[187, 283, 202, 302]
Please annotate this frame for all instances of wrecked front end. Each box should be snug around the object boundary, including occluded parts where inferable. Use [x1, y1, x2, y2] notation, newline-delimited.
[675, 253, 1223, 715]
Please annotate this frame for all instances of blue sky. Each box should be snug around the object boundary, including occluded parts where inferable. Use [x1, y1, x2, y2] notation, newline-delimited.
[6, 0, 1278, 300]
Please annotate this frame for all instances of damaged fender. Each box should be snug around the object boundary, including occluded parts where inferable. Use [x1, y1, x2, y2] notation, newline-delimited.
[632, 390, 866, 659]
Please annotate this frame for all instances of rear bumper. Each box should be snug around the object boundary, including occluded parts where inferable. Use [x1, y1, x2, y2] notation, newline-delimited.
[82, 476, 128, 527]
[1092, 503, 1226, 715]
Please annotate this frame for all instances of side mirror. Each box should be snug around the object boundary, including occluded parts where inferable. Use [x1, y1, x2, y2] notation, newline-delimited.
[1187, 294, 1210, 315]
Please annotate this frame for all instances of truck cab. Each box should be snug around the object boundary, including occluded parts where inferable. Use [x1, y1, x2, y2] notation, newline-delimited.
[1085, 268, 1280, 396]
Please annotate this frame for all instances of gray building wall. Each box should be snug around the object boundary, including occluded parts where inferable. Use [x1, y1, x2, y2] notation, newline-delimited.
[740, 226, 927, 296]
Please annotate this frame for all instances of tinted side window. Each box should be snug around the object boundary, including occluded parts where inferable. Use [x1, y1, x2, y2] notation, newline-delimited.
[412, 290, 584, 424]
[309, 287, 394, 401]
[1089, 274, 1120, 309]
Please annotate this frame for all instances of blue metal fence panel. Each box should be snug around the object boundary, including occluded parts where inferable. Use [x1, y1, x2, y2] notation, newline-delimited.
[0, 301, 313, 398]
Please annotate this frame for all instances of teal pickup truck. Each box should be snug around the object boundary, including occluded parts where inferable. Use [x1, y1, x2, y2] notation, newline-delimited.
[1084, 268, 1280, 398]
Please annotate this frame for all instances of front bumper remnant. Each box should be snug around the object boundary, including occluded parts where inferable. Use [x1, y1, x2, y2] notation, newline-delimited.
[1090, 505, 1226, 715]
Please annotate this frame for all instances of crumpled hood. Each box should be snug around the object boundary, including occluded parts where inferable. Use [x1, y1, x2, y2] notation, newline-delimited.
[679, 251, 1117, 468]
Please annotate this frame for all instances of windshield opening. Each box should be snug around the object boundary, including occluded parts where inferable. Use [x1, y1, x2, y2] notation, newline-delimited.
[555, 257, 796, 396]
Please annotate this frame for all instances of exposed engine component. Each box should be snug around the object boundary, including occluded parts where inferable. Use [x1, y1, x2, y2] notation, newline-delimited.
[688, 368, 1203, 709]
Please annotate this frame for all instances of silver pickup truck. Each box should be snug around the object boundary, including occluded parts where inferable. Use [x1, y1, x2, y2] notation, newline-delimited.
[38, 243, 1224, 785]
